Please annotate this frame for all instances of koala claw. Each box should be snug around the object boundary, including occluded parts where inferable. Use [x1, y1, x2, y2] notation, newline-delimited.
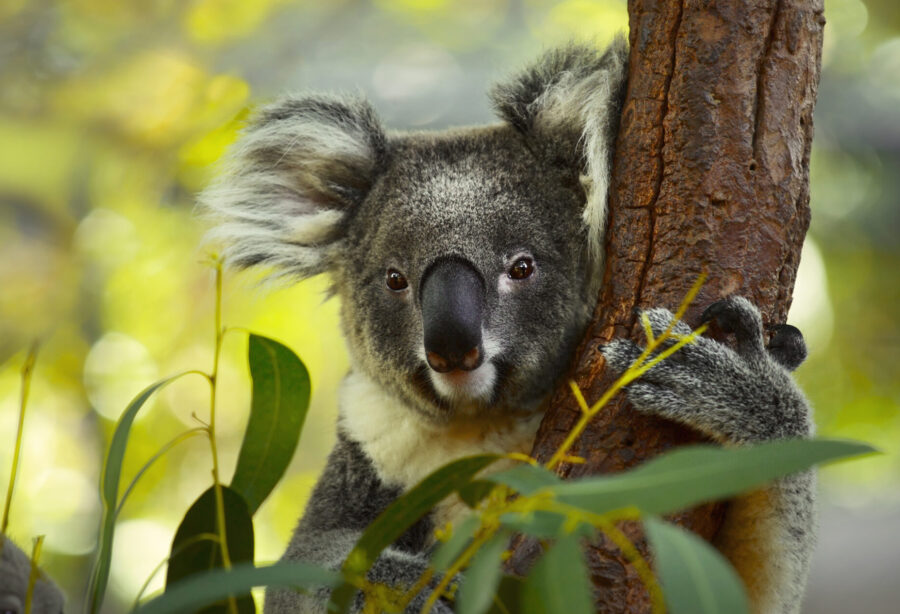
[701, 296, 766, 358]
[701, 296, 808, 371]
[766, 324, 807, 372]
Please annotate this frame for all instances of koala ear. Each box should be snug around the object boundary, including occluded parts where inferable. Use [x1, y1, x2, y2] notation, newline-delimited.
[201, 95, 387, 280]
[490, 36, 628, 264]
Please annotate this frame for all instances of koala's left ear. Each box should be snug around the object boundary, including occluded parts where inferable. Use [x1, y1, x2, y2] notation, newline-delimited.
[490, 36, 628, 264]
[201, 95, 386, 280]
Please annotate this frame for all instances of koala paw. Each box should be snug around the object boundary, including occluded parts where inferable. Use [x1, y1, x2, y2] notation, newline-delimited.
[701, 296, 808, 371]
[766, 324, 807, 372]
[700, 295, 764, 350]
[602, 297, 813, 443]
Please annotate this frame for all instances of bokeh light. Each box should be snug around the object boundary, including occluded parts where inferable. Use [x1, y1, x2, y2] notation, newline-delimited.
[0, 1, 897, 612]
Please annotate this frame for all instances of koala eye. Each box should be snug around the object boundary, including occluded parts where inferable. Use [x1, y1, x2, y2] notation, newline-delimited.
[508, 257, 534, 280]
[386, 268, 409, 291]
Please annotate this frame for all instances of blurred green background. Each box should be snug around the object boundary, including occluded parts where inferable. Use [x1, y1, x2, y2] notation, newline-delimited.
[0, 0, 897, 612]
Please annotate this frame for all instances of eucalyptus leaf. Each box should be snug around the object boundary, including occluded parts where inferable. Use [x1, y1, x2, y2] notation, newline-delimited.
[457, 480, 496, 508]
[549, 439, 875, 515]
[135, 561, 339, 614]
[457, 531, 510, 614]
[86, 372, 201, 614]
[231, 334, 311, 515]
[645, 516, 749, 614]
[485, 463, 561, 495]
[484, 575, 524, 614]
[521, 533, 593, 614]
[431, 514, 481, 571]
[499, 510, 592, 539]
[165, 485, 255, 614]
[331, 454, 499, 613]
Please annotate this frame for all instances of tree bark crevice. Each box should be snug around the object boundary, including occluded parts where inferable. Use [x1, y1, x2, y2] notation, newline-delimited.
[751, 0, 783, 160]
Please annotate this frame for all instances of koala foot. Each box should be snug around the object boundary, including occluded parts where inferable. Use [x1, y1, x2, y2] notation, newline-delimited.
[602, 297, 813, 443]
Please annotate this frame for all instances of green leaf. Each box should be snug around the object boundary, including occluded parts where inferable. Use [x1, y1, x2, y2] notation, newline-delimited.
[331, 454, 500, 613]
[645, 516, 749, 614]
[431, 514, 481, 571]
[457, 480, 496, 508]
[485, 463, 561, 495]
[135, 561, 339, 614]
[484, 575, 524, 614]
[521, 533, 593, 614]
[549, 439, 875, 516]
[231, 334, 311, 515]
[457, 531, 510, 614]
[86, 372, 200, 614]
[165, 485, 255, 614]
[499, 510, 592, 539]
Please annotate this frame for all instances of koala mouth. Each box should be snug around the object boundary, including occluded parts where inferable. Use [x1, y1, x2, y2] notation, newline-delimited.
[410, 357, 514, 416]
[428, 360, 498, 403]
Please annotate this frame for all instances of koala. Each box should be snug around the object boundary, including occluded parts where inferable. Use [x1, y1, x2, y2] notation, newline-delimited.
[0, 535, 65, 614]
[203, 37, 815, 614]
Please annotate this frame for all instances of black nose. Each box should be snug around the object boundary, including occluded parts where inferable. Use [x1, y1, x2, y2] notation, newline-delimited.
[420, 258, 485, 373]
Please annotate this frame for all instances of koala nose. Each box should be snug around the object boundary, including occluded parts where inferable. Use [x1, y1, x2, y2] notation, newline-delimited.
[420, 258, 485, 373]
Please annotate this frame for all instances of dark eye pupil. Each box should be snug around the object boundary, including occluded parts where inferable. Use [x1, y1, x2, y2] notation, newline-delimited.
[386, 269, 408, 291]
[509, 258, 534, 280]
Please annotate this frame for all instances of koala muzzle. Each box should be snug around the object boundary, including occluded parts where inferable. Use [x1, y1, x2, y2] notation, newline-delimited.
[421, 258, 485, 373]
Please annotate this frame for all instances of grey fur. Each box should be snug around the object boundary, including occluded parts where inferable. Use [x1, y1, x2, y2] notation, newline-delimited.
[204, 39, 815, 614]
[201, 95, 387, 281]
[0, 535, 65, 614]
[264, 433, 453, 613]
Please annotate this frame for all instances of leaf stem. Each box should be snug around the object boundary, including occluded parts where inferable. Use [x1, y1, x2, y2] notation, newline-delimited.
[2, 342, 38, 535]
[207, 258, 237, 614]
[420, 527, 495, 614]
[25, 535, 44, 614]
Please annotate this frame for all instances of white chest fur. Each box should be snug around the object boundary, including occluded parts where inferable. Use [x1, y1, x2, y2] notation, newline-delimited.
[338, 371, 542, 529]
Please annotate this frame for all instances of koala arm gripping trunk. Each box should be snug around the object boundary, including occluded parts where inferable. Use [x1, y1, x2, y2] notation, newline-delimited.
[602, 298, 816, 614]
[264, 433, 453, 614]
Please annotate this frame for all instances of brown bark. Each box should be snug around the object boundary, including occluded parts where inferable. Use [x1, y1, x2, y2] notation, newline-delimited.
[506, 0, 823, 611]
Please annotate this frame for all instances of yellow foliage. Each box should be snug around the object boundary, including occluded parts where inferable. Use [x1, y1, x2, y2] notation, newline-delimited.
[527, 0, 628, 44]
[0, 0, 27, 20]
[184, 0, 292, 45]
[52, 50, 248, 148]
[376, 0, 452, 12]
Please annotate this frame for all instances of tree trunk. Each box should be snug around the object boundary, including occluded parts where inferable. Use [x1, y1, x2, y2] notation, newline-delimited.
[506, 0, 823, 611]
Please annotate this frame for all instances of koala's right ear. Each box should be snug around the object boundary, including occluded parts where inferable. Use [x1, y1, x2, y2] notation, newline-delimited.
[201, 95, 386, 280]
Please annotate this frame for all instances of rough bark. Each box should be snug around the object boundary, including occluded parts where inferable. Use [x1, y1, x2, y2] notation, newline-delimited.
[506, 0, 824, 611]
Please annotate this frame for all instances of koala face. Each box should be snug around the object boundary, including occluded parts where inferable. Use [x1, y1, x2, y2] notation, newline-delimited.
[204, 39, 628, 423]
[337, 127, 591, 420]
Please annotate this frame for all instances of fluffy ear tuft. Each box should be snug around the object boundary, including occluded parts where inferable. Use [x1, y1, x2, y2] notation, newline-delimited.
[490, 36, 628, 267]
[201, 95, 386, 280]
